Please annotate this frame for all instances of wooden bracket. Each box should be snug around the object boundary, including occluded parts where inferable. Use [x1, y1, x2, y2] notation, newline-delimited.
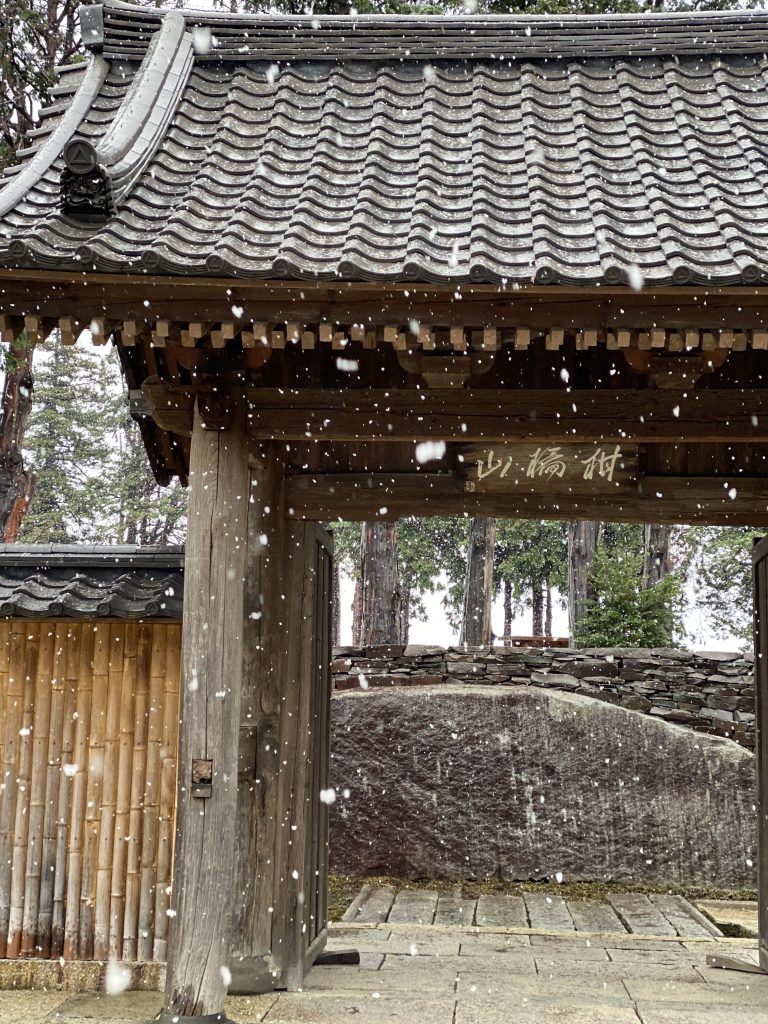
[623, 347, 728, 389]
[396, 351, 496, 389]
[141, 377, 195, 435]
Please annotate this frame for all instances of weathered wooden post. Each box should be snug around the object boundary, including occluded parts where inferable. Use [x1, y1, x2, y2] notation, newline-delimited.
[161, 395, 249, 1023]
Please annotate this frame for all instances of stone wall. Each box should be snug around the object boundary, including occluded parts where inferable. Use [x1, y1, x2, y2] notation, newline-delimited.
[332, 645, 756, 748]
[328, 686, 757, 887]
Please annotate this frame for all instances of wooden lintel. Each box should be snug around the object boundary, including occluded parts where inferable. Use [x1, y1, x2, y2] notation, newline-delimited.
[284, 471, 768, 525]
[244, 388, 768, 444]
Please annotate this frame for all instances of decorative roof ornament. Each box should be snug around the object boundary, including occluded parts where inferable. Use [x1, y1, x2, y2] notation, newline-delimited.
[61, 137, 113, 222]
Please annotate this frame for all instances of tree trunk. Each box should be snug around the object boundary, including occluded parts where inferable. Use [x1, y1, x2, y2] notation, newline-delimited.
[643, 524, 672, 587]
[568, 520, 601, 641]
[331, 560, 341, 647]
[360, 521, 402, 646]
[544, 578, 553, 637]
[503, 579, 512, 645]
[0, 335, 36, 541]
[399, 586, 410, 645]
[531, 581, 544, 636]
[460, 516, 496, 646]
[351, 576, 362, 646]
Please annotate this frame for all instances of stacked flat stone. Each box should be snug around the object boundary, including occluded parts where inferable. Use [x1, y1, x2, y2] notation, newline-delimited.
[332, 646, 756, 749]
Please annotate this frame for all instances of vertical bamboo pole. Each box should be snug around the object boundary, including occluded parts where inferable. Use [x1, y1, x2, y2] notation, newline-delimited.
[153, 625, 180, 962]
[63, 624, 94, 959]
[47, 623, 81, 957]
[123, 623, 151, 962]
[94, 625, 124, 959]
[79, 622, 110, 959]
[36, 622, 64, 958]
[0, 621, 24, 956]
[162, 398, 249, 1022]
[8, 624, 38, 957]
[109, 623, 137, 959]
[20, 624, 54, 955]
[139, 624, 166, 962]
[0, 619, 9, 954]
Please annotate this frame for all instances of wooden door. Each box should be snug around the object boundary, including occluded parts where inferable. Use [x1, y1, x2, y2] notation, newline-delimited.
[753, 535, 768, 970]
[304, 526, 333, 966]
[277, 522, 333, 990]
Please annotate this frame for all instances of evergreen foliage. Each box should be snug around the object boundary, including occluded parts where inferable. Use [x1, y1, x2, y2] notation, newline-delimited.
[574, 545, 682, 648]
[20, 341, 186, 544]
[684, 526, 755, 643]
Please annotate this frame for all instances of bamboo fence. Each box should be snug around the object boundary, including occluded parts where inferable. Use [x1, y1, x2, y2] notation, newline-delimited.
[0, 620, 181, 961]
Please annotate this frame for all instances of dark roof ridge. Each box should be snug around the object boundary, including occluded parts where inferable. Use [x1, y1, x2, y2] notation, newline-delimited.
[86, 2, 768, 61]
[0, 544, 184, 569]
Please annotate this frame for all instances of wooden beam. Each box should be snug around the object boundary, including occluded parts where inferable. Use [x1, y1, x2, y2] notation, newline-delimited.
[163, 399, 249, 1020]
[5, 271, 768, 329]
[244, 388, 768, 444]
[284, 471, 768, 525]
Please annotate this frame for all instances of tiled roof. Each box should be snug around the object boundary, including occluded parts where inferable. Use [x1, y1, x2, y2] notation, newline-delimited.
[0, 545, 183, 619]
[2, 4, 768, 286]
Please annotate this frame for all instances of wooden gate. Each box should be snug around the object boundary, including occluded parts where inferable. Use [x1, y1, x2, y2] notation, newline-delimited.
[754, 536, 768, 971]
[304, 526, 333, 971]
[231, 520, 334, 994]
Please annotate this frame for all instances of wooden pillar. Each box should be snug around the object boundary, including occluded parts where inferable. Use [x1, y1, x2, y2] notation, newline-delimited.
[161, 397, 249, 1023]
[754, 536, 768, 971]
[230, 438, 333, 993]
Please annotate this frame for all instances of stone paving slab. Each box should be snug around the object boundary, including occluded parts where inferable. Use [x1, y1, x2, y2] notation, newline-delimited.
[0, 924, 762, 1024]
[625, 975, 768, 1004]
[475, 894, 527, 928]
[457, 1002, 641, 1024]
[524, 892, 576, 931]
[649, 894, 721, 938]
[608, 894, 678, 937]
[568, 898, 628, 934]
[636, 1006, 768, 1024]
[347, 887, 723, 937]
[261, 993, 457, 1023]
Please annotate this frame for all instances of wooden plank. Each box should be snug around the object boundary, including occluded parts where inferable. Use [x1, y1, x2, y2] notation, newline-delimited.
[351, 885, 396, 924]
[245, 388, 768, 444]
[607, 894, 676, 936]
[567, 900, 628, 934]
[162, 399, 250, 1019]
[475, 894, 527, 929]
[278, 522, 317, 988]
[523, 892, 575, 932]
[284, 471, 768, 526]
[465, 442, 637, 494]
[387, 890, 438, 925]
[434, 896, 477, 927]
[231, 443, 287, 978]
[648, 894, 722, 938]
[755, 539, 768, 970]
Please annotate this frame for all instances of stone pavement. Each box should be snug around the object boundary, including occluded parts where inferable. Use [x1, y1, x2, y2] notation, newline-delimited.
[345, 885, 724, 937]
[1, 922, 766, 1024]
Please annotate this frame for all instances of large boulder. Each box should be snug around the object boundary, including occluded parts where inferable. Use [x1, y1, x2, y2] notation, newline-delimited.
[329, 685, 756, 888]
